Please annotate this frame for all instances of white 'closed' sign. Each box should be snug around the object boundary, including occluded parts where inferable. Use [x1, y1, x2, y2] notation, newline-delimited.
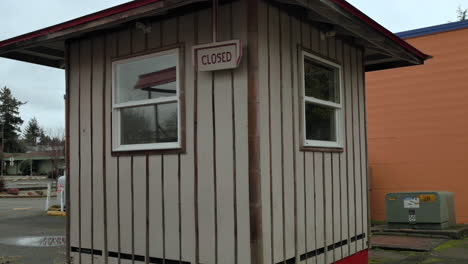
[193, 40, 242, 71]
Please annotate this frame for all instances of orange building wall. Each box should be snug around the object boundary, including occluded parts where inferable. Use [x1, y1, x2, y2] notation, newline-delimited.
[366, 28, 468, 224]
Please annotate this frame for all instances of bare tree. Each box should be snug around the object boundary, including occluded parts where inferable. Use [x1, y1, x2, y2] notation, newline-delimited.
[457, 5, 468, 21]
[41, 128, 65, 182]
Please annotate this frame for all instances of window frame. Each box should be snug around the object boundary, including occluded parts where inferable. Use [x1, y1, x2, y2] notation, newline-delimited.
[300, 49, 344, 150]
[111, 47, 183, 153]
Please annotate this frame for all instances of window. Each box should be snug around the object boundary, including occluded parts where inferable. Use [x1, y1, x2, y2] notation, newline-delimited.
[301, 50, 343, 148]
[112, 48, 181, 152]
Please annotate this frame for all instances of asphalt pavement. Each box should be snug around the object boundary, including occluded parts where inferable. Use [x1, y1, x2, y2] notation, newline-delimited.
[0, 198, 66, 264]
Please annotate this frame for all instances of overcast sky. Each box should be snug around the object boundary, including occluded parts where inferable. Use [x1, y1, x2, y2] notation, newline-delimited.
[0, 0, 467, 133]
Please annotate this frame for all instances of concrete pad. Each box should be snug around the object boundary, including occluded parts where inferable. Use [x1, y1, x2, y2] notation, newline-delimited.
[373, 224, 468, 239]
[371, 235, 447, 251]
[369, 249, 407, 262]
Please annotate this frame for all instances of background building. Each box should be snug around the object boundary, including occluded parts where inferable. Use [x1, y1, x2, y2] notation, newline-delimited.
[367, 20, 468, 224]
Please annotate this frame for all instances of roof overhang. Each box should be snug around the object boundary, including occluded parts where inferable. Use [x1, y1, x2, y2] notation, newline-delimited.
[0, 0, 430, 71]
[0, 0, 207, 68]
[275, 0, 430, 71]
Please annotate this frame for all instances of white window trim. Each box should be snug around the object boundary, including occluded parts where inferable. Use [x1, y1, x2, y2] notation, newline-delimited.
[112, 48, 182, 152]
[301, 50, 344, 149]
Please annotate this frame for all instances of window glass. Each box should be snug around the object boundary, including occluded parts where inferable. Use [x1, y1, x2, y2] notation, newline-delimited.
[305, 102, 336, 142]
[120, 102, 178, 145]
[115, 53, 177, 104]
[113, 48, 181, 151]
[304, 57, 339, 103]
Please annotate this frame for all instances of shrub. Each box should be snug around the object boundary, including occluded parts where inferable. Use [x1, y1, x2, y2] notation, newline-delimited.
[0, 177, 4, 192]
[19, 160, 37, 175]
[7, 188, 19, 195]
[48, 170, 60, 179]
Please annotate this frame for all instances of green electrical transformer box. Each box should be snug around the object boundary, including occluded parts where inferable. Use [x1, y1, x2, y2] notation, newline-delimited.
[386, 191, 455, 230]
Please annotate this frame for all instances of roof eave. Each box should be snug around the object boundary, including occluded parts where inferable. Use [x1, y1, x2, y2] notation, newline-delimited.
[0, 0, 205, 68]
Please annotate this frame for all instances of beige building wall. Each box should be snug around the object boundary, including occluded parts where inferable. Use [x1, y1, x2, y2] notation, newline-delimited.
[256, 1, 369, 263]
[68, 1, 370, 263]
[68, 2, 251, 263]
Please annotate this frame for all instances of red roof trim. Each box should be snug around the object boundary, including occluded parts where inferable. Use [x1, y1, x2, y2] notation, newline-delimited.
[0, 0, 162, 48]
[0, 0, 429, 62]
[329, 0, 429, 60]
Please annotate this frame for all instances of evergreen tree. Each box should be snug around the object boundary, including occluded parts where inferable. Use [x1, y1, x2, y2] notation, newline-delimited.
[38, 127, 50, 146]
[0, 86, 26, 153]
[23, 117, 41, 146]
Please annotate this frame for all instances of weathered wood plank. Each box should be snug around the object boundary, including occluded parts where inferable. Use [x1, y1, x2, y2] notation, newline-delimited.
[358, 49, 369, 250]
[80, 38, 93, 264]
[69, 40, 81, 262]
[291, 14, 307, 264]
[344, 43, 357, 255]
[148, 155, 164, 258]
[163, 154, 180, 260]
[214, 4, 236, 264]
[232, 1, 251, 263]
[279, 10, 296, 261]
[314, 153, 325, 264]
[91, 35, 105, 260]
[258, 1, 272, 263]
[133, 156, 147, 257]
[116, 29, 133, 257]
[162, 16, 181, 262]
[196, 8, 216, 264]
[105, 32, 119, 255]
[178, 11, 197, 264]
[351, 47, 363, 253]
[268, 5, 284, 263]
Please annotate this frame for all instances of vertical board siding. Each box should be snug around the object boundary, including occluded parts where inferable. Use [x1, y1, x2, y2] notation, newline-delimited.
[291, 15, 306, 264]
[69, 41, 81, 264]
[358, 50, 369, 250]
[68, 2, 367, 264]
[258, 1, 368, 263]
[116, 29, 134, 260]
[148, 155, 164, 258]
[105, 32, 119, 264]
[80, 39, 93, 264]
[351, 48, 363, 253]
[215, 4, 235, 264]
[344, 43, 356, 255]
[280, 10, 296, 262]
[257, 0, 272, 263]
[91, 36, 105, 264]
[336, 39, 350, 259]
[161, 17, 181, 262]
[197, 8, 216, 264]
[232, 1, 251, 263]
[68, 3, 250, 264]
[131, 22, 148, 262]
[268, 5, 284, 263]
[133, 156, 147, 257]
[179, 12, 197, 264]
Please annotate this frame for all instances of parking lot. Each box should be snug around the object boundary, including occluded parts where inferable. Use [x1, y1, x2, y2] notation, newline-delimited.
[0, 198, 66, 264]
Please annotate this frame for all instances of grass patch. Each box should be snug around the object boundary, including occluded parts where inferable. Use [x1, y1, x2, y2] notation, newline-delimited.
[371, 219, 387, 226]
[369, 259, 390, 264]
[422, 257, 444, 264]
[0, 256, 24, 264]
[433, 237, 468, 252]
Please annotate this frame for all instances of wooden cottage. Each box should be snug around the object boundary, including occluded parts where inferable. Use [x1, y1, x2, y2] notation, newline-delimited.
[0, 0, 428, 263]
